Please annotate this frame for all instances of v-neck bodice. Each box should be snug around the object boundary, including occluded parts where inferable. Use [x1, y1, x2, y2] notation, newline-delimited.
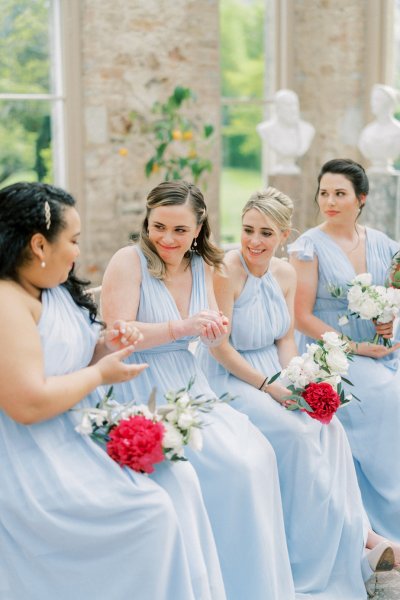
[288, 226, 400, 344]
[315, 227, 369, 277]
[134, 245, 207, 352]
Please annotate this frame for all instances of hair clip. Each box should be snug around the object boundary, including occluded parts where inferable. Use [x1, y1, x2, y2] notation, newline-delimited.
[44, 201, 51, 230]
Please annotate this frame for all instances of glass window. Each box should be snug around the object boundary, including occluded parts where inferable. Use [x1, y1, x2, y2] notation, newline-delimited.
[220, 0, 267, 243]
[0, 0, 64, 188]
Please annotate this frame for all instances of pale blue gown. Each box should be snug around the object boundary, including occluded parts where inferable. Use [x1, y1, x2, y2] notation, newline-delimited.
[0, 285, 224, 600]
[289, 226, 400, 542]
[197, 251, 368, 600]
[113, 246, 296, 600]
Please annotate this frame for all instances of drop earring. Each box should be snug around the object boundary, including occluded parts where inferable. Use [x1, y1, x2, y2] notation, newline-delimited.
[41, 261, 46, 268]
[192, 238, 198, 250]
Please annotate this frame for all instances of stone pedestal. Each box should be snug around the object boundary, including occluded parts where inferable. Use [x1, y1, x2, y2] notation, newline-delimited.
[360, 173, 400, 241]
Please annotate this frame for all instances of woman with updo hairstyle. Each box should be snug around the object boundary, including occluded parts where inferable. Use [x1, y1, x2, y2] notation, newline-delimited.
[0, 181, 222, 600]
[196, 185, 393, 598]
[101, 179, 297, 600]
[289, 158, 400, 557]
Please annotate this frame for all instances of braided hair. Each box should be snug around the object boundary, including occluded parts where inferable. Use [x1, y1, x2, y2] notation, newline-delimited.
[0, 181, 99, 323]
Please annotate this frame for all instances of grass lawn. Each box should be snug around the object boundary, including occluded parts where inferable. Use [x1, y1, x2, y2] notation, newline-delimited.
[220, 167, 263, 243]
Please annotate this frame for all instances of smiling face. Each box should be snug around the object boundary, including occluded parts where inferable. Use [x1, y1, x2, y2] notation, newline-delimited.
[147, 203, 201, 267]
[42, 206, 81, 285]
[241, 208, 287, 272]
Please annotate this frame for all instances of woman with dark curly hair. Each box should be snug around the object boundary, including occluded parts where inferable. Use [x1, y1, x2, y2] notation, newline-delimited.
[0, 181, 224, 600]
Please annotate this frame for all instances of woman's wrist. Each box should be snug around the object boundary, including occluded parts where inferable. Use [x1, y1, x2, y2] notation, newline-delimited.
[258, 376, 268, 391]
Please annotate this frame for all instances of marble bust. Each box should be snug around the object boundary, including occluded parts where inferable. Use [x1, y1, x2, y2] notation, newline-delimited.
[358, 84, 400, 173]
[256, 89, 315, 175]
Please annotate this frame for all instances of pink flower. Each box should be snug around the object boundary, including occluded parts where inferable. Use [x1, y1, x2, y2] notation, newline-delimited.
[106, 415, 165, 473]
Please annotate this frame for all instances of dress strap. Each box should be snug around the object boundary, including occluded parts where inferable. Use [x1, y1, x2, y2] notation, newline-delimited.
[237, 251, 251, 275]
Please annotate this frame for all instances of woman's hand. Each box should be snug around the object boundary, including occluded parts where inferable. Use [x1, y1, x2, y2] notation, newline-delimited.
[373, 319, 394, 339]
[103, 320, 143, 352]
[172, 310, 229, 340]
[262, 382, 296, 408]
[95, 345, 148, 385]
[349, 340, 400, 359]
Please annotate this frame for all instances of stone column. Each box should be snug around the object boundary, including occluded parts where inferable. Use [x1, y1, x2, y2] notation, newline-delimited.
[71, 0, 221, 283]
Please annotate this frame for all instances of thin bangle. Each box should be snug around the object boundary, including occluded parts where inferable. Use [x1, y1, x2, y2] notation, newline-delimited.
[168, 320, 177, 341]
[258, 376, 268, 390]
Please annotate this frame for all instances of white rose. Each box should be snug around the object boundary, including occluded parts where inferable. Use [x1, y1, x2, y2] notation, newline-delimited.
[352, 273, 372, 287]
[387, 287, 400, 307]
[358, 297, 379, 320]
[188, 427, 203, 451]
[347, 285, 364, 310]
[302, 357, 320, 381]
[165, 408, 179, 423]
[325, 347, 349, 375]
[162, 422, 184, 451]
[338, 315, 349, 326]
[321, 331, 343, 348]
[306, 343, 320, 357]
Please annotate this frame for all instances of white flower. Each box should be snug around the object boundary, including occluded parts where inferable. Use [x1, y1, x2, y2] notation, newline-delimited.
[165, 408, 179, 423]
[94, 410, 108, 426]
[321, 331, 344, 348]
[177, 410, 197, 430]
[75, 413, 93, 435]
[352, 273, 372, 287]
[162, 422, 184, 452]
[177, 393, 191, 408]
[306, 343, 320, 357]
[325, 347, 349, 375]
[338, 315, 349, 326]
[358, 297, 379, 320]
[347, 285, 364, 308]
[188, 427, 203, 451]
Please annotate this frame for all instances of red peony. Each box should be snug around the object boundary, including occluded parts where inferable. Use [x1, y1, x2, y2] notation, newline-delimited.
[301, 382, 341, 425]
[106, 415, 165, 474]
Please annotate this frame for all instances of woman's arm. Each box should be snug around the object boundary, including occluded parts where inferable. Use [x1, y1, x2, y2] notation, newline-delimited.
[101, 246, 228, 350]
[290, 254, 400, 358]
[0, 287, 147, 425]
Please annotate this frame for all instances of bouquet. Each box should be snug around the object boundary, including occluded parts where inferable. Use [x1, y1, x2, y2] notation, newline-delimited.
[74, 378, 229, 474]
[272, 332, 354, 424]
[341, 273, 400, 346]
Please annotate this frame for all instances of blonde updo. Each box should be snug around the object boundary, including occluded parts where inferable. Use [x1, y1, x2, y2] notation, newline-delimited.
[242, 187, 293, 232]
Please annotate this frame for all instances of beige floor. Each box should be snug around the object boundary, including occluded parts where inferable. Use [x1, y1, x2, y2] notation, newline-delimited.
[368, 571, 400, 598]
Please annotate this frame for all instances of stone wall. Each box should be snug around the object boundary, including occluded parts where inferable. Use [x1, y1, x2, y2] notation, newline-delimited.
[273, 0, 394, 233]
[78, 0, 220, 282]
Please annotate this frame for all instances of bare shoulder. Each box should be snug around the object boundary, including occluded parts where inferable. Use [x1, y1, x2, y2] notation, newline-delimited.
[270, 257, 296, 293]
[223, 249, 244, 277]
[0, 281, 41, 324]
[103, 244, 142, 282]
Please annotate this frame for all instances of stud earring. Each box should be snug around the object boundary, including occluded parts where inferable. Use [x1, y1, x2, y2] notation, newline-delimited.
[41, 261, 46, 268]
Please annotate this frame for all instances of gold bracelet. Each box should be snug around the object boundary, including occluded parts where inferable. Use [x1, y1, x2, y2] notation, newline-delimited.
[168, 320, 177, 341]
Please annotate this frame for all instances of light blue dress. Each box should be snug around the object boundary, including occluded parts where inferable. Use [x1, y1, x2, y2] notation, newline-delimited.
[289, 226, 400, 542]
[0, 285, 223, 600]
[197, 252, 368, 600]
[113, 246, 296, 600]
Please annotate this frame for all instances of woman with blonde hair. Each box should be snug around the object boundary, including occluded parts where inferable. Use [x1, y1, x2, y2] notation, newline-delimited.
[197, 186, 392, 598]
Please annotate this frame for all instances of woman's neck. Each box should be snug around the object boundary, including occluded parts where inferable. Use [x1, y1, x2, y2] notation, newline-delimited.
[321, 221, 362, 241]
[242, 252, 272, 278]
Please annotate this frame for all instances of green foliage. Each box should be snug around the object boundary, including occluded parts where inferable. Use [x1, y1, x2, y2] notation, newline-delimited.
[138, 86, 214, 184]
[0, 0, 52, 186]
[220, 0, 265, 169]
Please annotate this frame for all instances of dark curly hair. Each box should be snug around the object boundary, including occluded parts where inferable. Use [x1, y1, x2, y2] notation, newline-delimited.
[0, 181, 100, 323]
